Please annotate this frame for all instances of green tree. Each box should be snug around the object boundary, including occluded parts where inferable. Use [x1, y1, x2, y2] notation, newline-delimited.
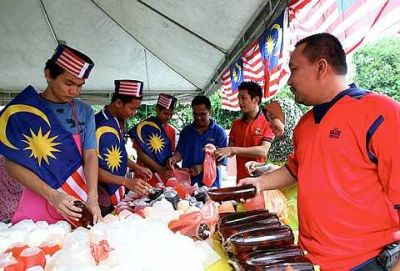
[210, 91, 241, 129]
[353, 37, 400, 100]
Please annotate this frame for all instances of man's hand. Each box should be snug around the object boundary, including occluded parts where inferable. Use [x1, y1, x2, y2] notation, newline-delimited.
[124, 178, 153, 196]
[166, 156, 177, 169]
[160, 168, 174, 179]
[189, 164, 203, 177]
[85, 196, 102, 224]
[48, 191, 82, 221]
[245, 161, 265, 176]
[237, 177, 263, 194]
[135, 165, 153, 180]
[215, 147, 234, 161]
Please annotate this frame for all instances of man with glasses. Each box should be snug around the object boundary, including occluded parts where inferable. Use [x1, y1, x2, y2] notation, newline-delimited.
[166, 95, 227, 187]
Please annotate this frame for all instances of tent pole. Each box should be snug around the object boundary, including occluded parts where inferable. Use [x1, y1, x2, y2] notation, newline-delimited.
[37, 0, 59, 45]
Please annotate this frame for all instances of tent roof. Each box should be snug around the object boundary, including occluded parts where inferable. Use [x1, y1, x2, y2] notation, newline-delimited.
[0, 0, 286, 105]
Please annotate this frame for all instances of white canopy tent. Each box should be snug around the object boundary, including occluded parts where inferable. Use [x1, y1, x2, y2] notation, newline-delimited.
[0, 0, 287, 105]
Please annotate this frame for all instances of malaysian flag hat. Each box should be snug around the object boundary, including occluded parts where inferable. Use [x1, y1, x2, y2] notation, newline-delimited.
[157, 93, 177, 110]
[114, 80, 144, 97]
[50, 44, 94, 79]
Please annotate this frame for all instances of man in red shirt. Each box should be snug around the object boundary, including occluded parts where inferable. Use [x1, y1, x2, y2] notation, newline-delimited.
[129, 93, 177, 186]
[239, 33, 400, 270]
[216, 81, 274, 182]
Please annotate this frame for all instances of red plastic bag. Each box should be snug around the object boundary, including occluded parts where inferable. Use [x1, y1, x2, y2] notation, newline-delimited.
[199, 200, 219, 234]
[168, 211, 202, 237]
[202, 144, 217, 187]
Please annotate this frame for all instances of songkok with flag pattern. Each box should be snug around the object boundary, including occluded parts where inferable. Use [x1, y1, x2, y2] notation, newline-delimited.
[50, 44, 94, 79]
[114, 80, 144, 97]
[157, 93, 177, 110]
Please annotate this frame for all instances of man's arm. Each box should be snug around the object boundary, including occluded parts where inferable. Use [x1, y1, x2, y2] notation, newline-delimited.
[127, 158, 152, 180]
[238, 166, 297, 192]
[216, 140, 271, 160]
[4, 158, 82, 220]
[135, 148, 164, 173]
[82, 149, 101, 223]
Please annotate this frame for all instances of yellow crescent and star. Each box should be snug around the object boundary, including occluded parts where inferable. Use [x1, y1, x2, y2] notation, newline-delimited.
[96, 126, 123, 172]
[0, 104, 61, 166]
[136, 121, 165, 154]
[265, 23, 282, 57]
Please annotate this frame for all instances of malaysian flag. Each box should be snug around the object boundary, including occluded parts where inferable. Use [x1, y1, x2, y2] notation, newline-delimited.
[220, 0, 399, 111]
[221, 59, 244, 111]
[221, 12, 289, 110]
[0, 86, 88, 202]
[288, 0, 400, 54]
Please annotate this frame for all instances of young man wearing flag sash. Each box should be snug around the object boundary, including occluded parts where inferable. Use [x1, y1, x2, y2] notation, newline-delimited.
[96, 80, 153, 215]
[128, 93, 177, 186]
[1, 44, 101, 224]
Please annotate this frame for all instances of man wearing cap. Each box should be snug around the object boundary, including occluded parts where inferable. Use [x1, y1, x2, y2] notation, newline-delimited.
[96, 80, 153, 215]
[128, 93, 177, 186]
[215, 81, 274, 182]
[1, 44, 101, 224]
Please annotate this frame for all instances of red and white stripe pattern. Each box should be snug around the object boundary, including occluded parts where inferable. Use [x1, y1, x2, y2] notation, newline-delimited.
[220, 69, 241, 111]
[55, 48, 91, 79]
[288, 0, 399, 54]
[58, 165, 88, 202]
[110, 186, 125, 205]
[118, 81, 143, 97]
[157, 94, 173, 109]
[221, 13, 289, 111]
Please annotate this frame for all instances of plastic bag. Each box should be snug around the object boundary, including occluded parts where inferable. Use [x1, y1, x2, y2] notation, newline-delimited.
[202, 144, 217, 187]
[263, 190, 288, 221]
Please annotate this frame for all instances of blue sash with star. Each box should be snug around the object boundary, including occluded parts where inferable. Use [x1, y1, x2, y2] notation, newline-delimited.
[95, 110, 128, 198]
[0, 86, 82, 189]
[128, 116, 172, 166]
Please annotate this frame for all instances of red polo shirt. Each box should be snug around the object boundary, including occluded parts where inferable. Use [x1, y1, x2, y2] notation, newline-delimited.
[286, 88, 400, 270]
[230, 110, 274, 181]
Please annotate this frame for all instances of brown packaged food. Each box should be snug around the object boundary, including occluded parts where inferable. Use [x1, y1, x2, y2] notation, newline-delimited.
[219, 219, 282, 243]
[242, 256, 314, 271]
[219, 211, 278, 230]
[237, 246, 304, 265]
[207, 184, 257, 202]
[226, 227, 294, 255]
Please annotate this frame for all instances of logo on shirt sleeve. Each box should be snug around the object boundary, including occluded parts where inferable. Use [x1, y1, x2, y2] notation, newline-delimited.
[329, 127, 341, 139]
[255, 128, 261, 135]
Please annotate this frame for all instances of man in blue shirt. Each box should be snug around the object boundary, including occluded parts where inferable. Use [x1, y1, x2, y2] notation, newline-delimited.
[166, 96, 227, 187]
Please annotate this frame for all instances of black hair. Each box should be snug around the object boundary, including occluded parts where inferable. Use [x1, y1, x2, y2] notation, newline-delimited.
[191, 95, 211, 110]
[295, 33, 347, 75]
[111, 93, 143, 104]
[238, 81, 263, 105]
[44, 60, 65, 79]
